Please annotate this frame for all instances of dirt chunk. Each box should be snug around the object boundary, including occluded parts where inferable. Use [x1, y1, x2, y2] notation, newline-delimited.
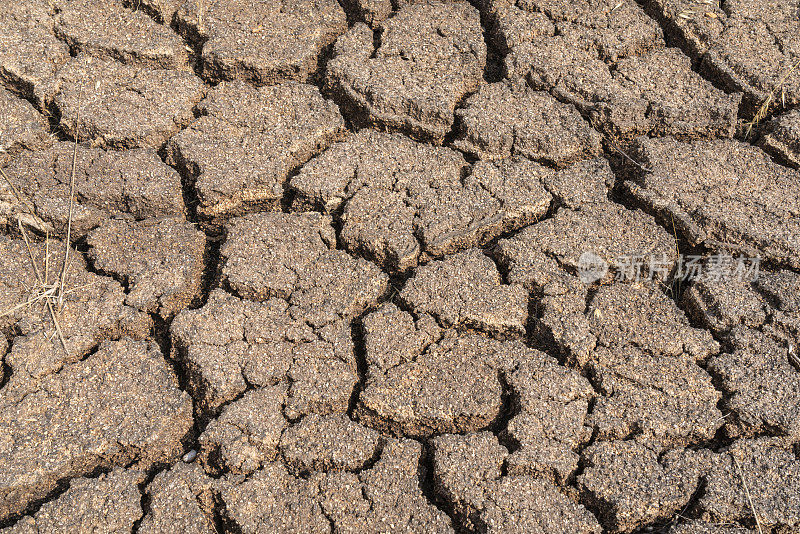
[138, 463, 216, 534]
[175, 0, 346, 85]
[1, 143, 184, 239]
[453, 82, 602, 165]
[326, 1, 486, 142]
[756, 269, 800, 313]
[625, 136, 800, 269]
[430, 432, 601, 533]
[587, 346, 721, 449]
[578, 441, 701, 533]
[320, 438, 454, 532]
[541, 157, 616, 209]
[198, 385, 288, 475]
[217, 462, 330, 533]
[217, 438, 453, 533]
[220, 212, 388, 326]
[694, 438, 800, 531]
[496, 213, 722, 452]
[291, 130, 552, 272]
[357, 304, 530, 437]
[399, 249, 529, 336]
[0, 338, 192, 521]
[496, 201, 677, 287]
[0, 1, 70, 109]
[683, 274, 800, 441]
[493, 201, 701, 365]
[498, 257, 717, 367]
[2, 468, 145, 534]
[503, 356, 594, 484]
[279, 414, 382, 474]
[587, 284, 718, 359]
[86, 217, 206, 319]
[0, 87, 49, 154]
[166, 81, 344, 218]
[494, 0, 741, 141]
[707, 328, 800, 441]
[510, 43, 740, 141]
[643, 0, 800, 108]
[171, 289, 357, 416]
[483, 0, 660, 60]
[0, 235, 151, 380]
[53, 55, 205, 149]
[54, 0, 188, 69]
[683, 276, 769, 336]
[761, 108, 800, 168]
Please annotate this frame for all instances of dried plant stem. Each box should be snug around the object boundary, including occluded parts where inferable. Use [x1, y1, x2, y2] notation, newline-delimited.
[732, 454, 763, 534]
[59, 85, 83, 309]
[745, 57, 800, 138]
[18, 220, 67, 353]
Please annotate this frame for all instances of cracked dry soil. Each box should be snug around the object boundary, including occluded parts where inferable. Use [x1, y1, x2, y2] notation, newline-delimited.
[1, 0, 799, 532]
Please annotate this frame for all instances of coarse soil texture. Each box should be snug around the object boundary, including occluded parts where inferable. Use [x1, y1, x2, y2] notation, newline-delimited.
[1, 0, 799, 532]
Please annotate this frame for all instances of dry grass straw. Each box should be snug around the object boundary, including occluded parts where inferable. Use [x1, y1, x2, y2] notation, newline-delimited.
[745, 57, 800, 139]
[732, 454, 764, 534]
[677, 0, 717, 20]
[0, 86, 84, 354]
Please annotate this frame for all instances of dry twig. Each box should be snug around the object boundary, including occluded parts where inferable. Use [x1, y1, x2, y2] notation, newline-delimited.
[732, 454, 764, 534]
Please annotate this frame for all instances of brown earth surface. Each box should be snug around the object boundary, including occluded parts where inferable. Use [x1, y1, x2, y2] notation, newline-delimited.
[1, 0, 799, 532]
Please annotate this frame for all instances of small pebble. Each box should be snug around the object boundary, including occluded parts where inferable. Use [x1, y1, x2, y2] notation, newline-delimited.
[182, 449, 198, 463]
